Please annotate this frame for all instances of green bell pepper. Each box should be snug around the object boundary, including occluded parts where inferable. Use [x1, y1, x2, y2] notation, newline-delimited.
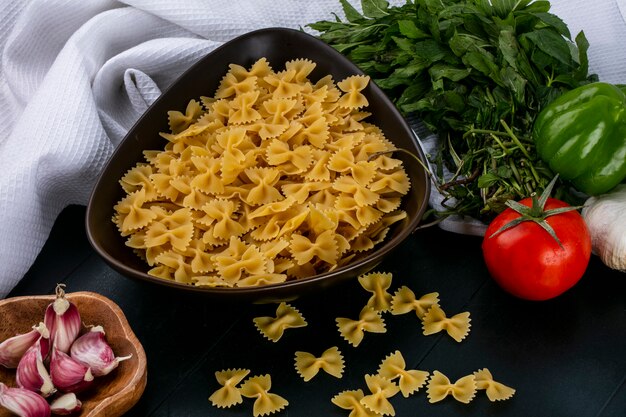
[532, 82, 626, 195]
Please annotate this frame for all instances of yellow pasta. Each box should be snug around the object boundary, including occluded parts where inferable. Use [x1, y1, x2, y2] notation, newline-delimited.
[113, 57, 411, 288]
[253, 302, 307, 342]
[239, 374, 289, 417]
[426, 371, 477, 404]
[294, 346, 344, 382]
[331, 389, 380, 417]
[390, 287, 439, 319]
[358, 271, 393, 312]
[208, 368, 250, 408]
[473, 368, 516, 401]
[422, 305, 471, 343]
[377, 351, 429, 398]
[336, 306, 386, 347]
[360, 374, 400, 416]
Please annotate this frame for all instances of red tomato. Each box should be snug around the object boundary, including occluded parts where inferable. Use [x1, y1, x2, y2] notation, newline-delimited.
[482, 197, 591, 301]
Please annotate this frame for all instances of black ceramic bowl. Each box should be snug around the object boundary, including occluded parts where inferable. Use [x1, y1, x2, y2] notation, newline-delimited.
[86, 27, 431, 302]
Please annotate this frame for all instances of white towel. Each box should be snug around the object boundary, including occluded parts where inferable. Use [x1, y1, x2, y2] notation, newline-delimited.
[0, 0, 624, 297]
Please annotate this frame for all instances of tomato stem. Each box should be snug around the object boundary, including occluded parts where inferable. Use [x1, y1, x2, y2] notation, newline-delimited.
[488, 175, 581, 248]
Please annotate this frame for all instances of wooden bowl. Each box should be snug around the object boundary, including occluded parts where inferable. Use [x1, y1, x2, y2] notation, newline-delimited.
[85, 27, 431, 302]
[0, 291, 147, 417]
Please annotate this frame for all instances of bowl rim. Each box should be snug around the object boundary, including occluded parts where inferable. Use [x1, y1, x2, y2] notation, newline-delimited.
[85, 27, 431, 297]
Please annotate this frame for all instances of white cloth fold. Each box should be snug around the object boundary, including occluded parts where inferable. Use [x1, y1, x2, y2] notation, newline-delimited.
[0, 0, 624, 297]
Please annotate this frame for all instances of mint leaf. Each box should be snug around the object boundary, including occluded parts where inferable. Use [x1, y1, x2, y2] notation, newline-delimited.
[340, 0, 363, 22]
[398, 20, 428, 39]
[361, 0, 389, 18]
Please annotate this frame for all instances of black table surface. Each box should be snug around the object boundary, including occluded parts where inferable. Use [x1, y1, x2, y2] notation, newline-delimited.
[8, 205, 626, 417]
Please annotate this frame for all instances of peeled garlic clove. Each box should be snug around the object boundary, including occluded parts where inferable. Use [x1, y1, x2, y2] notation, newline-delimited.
[49, 393, 82, 415]
[44, 285, 81, 354]
[70, 325, 132, 377]
[0, 382, 51, 417]
[50, 348, 94, 393]
[0, 322, 49, 369]
[16, 337, 56, 398]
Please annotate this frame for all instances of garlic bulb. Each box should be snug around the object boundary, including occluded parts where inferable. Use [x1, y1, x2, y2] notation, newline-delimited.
[0, 383, 50, 417]
[582, 184, 626, 271]
[44, 285, 81, 354]
[0, 323, 49, 369]
[70, 326, 132, 377]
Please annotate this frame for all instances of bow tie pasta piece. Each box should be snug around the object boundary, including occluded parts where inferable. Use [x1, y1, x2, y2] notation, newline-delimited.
[239, 374, 289, 417]
[215, 72, 257, 99]
[294, 346, 345, 382]
[360, 374, 400, 416]
[153, 250, 194, 284]
[244, 167, 284, 205]
[119, 164, 158, 200]
[473, 368, 516, 401]
[208, 368, 250, 408]
[328, 148, 377, 185]
[426, 371, 477, 404]
[196, 199, 245, 241]
[333, 176, 380, 207]
[264, 69, 303, 100]
[391, 287, 440, 319]
[377, 351, 429, 397]
[358, 272, 393, 312]
[265, 140, 313, 174]
[304, 149, 333, 182]
[336, 306, 386, 347]
[189, 156, 224, 195]
[290, 229, 339, 266]
[229, 90, 262, 125]
[144, 207, 194, 252]
[253, 302, 307, 343]
[113, 188, 158, 233]
[337, 75, 370, 109]
[167, 99, 202, 134]
[213, 242, 268, 285]
[237, 273, 287, 287]
[331, 389, 380, 417]
[422, 305, 471, 343]
[285, 58, 316, 83]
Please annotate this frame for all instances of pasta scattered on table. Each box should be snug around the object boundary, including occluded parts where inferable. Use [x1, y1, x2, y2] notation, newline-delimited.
[360, 374, 400, 416]
[336, 306, 386, 347]
[358, 271, 393, 312]
[331, 389, 380, 417]
[473, 368, 516, 401]
[377, 351, 429, 398]
[390, 287, 439, 319]
[112, 57, 411, 287]
[426, 370, 477, 404]
[208, 368, 250, 408]
[239, 374, 289, 417]
[422, 304, 471, 342]
[253, 302, 307, 342]
[294, 346, 344, 382]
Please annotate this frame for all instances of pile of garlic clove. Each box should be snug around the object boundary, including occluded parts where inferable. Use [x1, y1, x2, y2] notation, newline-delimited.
[0, 285, 132, 417]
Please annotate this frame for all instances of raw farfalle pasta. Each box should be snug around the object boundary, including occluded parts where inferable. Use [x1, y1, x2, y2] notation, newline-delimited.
[253, 302, 307, 342]
[239, 374, 289, 417]
[336, 306, 386, 347]
[426, 370, 477, 404]
[473, 368, 516, 401]
[112, 57, 411, 287]
[377, 351, 429, 398]
[390, 287, 439, 319]
[358, 271, 393, 312]
[422, 304, 471, 342]
[294, 346, 344, 382]
[360, 374, 400, 416]
[208, 368, 250, 408]
[331, 389, 380, 417]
